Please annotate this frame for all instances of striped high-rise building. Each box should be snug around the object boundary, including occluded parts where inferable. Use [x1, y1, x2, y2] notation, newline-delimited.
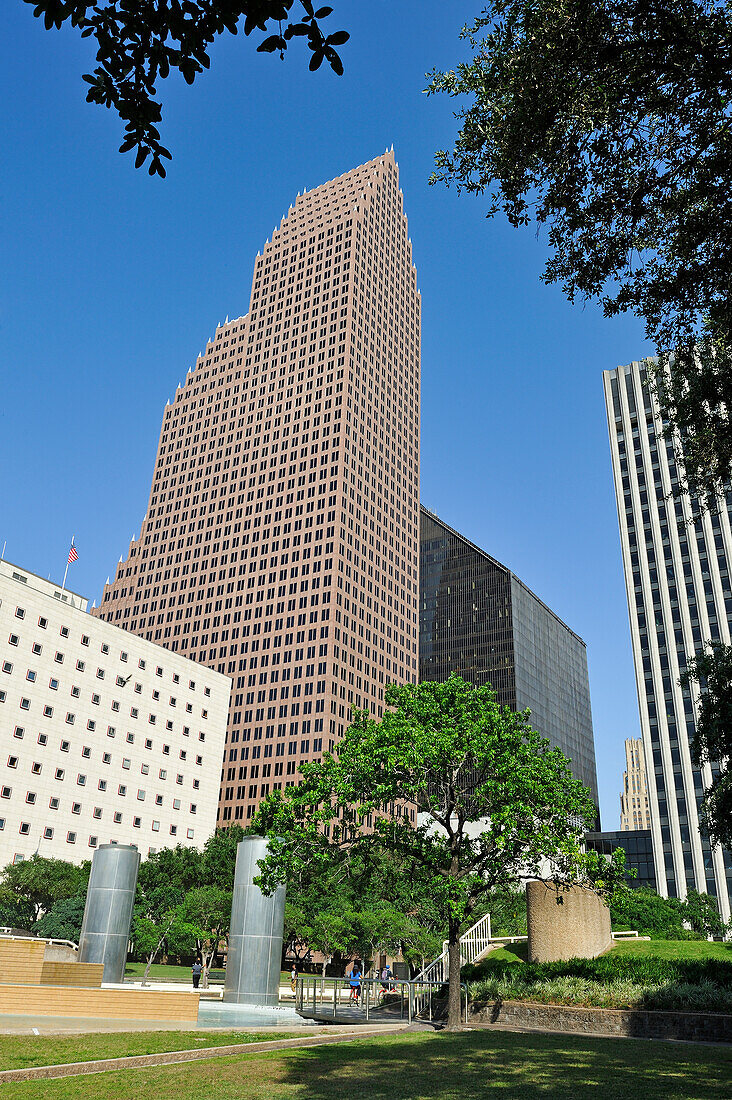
[94, 151, 421, 825]
[619, 737, 651, 831]
[604, 359, 732, 920]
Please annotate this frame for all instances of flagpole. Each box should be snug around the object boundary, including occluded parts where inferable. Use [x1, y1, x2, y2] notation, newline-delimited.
[61, 536, 74, 591]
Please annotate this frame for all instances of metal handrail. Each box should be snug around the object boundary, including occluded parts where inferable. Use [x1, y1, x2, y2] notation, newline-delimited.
[0, 931, 78, 950]
[295, 975, 468, 1025]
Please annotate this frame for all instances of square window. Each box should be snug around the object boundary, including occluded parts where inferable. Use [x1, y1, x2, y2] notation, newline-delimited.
[166, 720, 174, 731]
[49, 678, 58, 690]
[31, 762, 41, 775]
[98, 779, 107, 791]
[43, 827, 53, 839]
[71, 686, 80, 698]
[91, 694, 100, 706]
[102, 752, 111, 764]
[169, 697, 176, 708]
[140, 763, 149, 775]
[148, 714, 156, 725]
[111, 701, 120, 712]
[19, 822, 31, 836]
[13, 726, 23, 740]
[138, 659, 146, 670]
[179, 750, 187, 761]
[72, 802, 81, 814]
[173, 798, 181, 810]
[77, 774, 86, 786]
[2, 662, 12, 674]
[19, 698, 30, 711]
[88, 836, 97, 848]
[155, 794, 163, 806]
[49, 797, 59, 809]
[122, 758, 131, 769]
[113, 811, 122, 824]
[169, 824, 177, 835]
[145, 738, 153, 749]
[55, 768, 64, 780]
[31, 643, 42, 656]
[26, 792, 36, 804]
[81, 634, 90, 647]
[26, 670, 36, 682]
[60, 740, 70, 752]
[93, 807, 102, 819]
[152, 690, 160, 702]
[118, 784, 127, 796]
[107, 726, 116, 738]
[186, 828, 194, 840]
[192, 778, 200, 790]
[126, 733, 134, 744]
[190, 803, 197, 814]
[43, 705, 53, 718]
[15, 608, 25, 620]
[1, 786, 12, 799]
[9, 635, 19, 647]
[55, 652, 64, 663]
[6, 757, 17, 769]
[66, 831, 76, 843]
[196, 755, 203, 766]
[189, 680, 195, 690]
[137, 790, 145, 801]
[37, 733, 48, 746]
[101, 643, 109, 655]
[38, 617, 47, 629]
[163, 744, 170, 755]
[60, 626, 69, 638]
[65, 713, 75, 725]
[130, 707, 138, 718]
[133, 816, 141, 828]
[156, 666, 163, 678]
[120, 651, 128, 663]
[172, 674, 179, 685]
[159, 769, 167, 780]
[82, 745, 91, 758]
[204, 687, 210, 697]
[76, 660, 85, 672]
[152, 820, 160, 832]
[96, 668, 104, 680]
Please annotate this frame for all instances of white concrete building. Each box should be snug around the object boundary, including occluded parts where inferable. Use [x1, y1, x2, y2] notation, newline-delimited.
[0, 559, 230, 866]
[604, 359, 732, 921]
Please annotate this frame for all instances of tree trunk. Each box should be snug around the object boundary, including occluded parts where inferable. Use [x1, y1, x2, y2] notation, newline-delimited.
[446, 918, 463, 1030]
[321, 957, 328, 978]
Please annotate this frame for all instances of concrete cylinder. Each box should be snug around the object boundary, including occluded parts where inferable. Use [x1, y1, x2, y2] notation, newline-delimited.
[78, 843, 140, 983]
[223, 835, 286, 1006]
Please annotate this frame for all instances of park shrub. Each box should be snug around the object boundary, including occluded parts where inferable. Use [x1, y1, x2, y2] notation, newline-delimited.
[464, 949, 732, 1013]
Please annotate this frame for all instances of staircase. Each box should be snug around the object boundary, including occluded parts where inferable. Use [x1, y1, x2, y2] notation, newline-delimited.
[412, 910, 493, 988]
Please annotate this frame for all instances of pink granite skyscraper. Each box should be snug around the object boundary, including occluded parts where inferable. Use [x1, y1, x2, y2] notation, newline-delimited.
[95, 152, 421, 824]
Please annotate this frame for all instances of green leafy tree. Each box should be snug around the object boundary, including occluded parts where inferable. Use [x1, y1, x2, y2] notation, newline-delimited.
[132, 907, 200, 983]
[201, 825, 247, 889]
[35, 894, 87, 942]
[25, 1, 348, 176]
[428, 1, 732, 501]
[254, 675, 596, 1029]
[684, 889, 728, 939]
[0, 856, 89, 926]
[183, 884, 232, 988]
[681, 643, 732, 850]
[609, 886, 685, 938]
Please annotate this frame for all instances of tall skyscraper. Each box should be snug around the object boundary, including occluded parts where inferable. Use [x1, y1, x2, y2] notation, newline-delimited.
[94, 152, 421, 825]
[619, 737, 651, 831]
[604, 359, 732, 920]
[419, 507, 599, 810]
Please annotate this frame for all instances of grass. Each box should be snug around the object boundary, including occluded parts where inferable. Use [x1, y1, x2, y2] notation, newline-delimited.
[0, 1030, 729, 1100]
[0, 1031, 305, 1072]
[123, 962, 227, 984]
[612, 939, 732, 962]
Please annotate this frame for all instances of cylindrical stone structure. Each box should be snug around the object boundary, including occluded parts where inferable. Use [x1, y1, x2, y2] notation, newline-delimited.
[78, 843, 140, 984]
[224, 836, 286, 1006]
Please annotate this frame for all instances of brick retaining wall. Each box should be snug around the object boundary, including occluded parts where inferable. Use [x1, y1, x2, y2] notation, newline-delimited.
[470, 1000, 732, 1042]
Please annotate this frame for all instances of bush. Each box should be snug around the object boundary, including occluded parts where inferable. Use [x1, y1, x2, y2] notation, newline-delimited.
[463, 950, 732, 988]
[610, 887, 685, 937]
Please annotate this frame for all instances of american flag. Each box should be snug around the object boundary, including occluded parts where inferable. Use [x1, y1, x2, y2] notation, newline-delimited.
[67, 542, 78, 564]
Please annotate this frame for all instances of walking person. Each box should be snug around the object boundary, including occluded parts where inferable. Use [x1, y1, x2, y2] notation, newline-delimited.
[290, 963, 298, 994]
[192, 958, 202, 989]
[348, 963, 362, 1003]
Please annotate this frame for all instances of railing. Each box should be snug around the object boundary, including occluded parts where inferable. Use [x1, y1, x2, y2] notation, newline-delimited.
[0, 930, 78, 950]
[611, 930, 641, 939]
[413, 909, 493, 990]
[295, 975, 468, 1025]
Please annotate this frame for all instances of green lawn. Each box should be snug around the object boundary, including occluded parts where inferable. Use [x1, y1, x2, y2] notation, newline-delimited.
[123, 962, 227, 983]
[611, 938, 732, 962]
[0, 1031, 309, 1072]
[1, 1030, 729, 1100]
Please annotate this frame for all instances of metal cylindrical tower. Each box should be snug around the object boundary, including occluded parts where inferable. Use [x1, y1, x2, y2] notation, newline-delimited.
[223, 835, 286, 1005]
[78, 843, 140, 983]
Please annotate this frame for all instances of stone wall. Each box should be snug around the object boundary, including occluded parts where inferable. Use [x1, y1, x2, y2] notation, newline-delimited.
[470, 999, 732, 1043]
[526, 880, 612, 962]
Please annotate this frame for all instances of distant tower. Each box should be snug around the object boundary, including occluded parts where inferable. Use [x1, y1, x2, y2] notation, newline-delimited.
[619, 738, 651, 831]
[604, 358, 731, 921]
[94, 152, 421, 825]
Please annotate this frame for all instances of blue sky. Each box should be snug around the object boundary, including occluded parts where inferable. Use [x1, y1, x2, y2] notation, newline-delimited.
[1, 2, 652, 827]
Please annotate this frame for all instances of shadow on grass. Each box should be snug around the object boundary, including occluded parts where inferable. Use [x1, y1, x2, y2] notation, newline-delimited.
[278, 1030, 732, 1100]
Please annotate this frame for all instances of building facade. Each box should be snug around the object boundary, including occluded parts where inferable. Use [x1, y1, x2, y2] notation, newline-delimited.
[419, 507, 599, 809]
[620, 737, 651, 831]
[0, 559, 229, 866]
[585, 829, 656, 891]
[604, 359, 732, 920]
[94, 152, 421, 825]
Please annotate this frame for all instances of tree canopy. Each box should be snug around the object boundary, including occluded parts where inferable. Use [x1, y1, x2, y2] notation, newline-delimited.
[0, 855, 89, 928]
[428, 1, 732, 500]
[254, 675, 598, 1028]
[26, 1, 348, 176]
[681, 643, 732, 851]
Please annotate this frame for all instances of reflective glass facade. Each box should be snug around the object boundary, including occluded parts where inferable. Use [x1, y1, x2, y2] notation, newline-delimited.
[585, 829, 656, 891]
[420, 508, 599, 807]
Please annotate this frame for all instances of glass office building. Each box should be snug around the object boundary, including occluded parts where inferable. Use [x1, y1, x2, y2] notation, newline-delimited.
[604, 359, 732, 921]
[420, 507, 599, 810]
[585, 829, 656, 890]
